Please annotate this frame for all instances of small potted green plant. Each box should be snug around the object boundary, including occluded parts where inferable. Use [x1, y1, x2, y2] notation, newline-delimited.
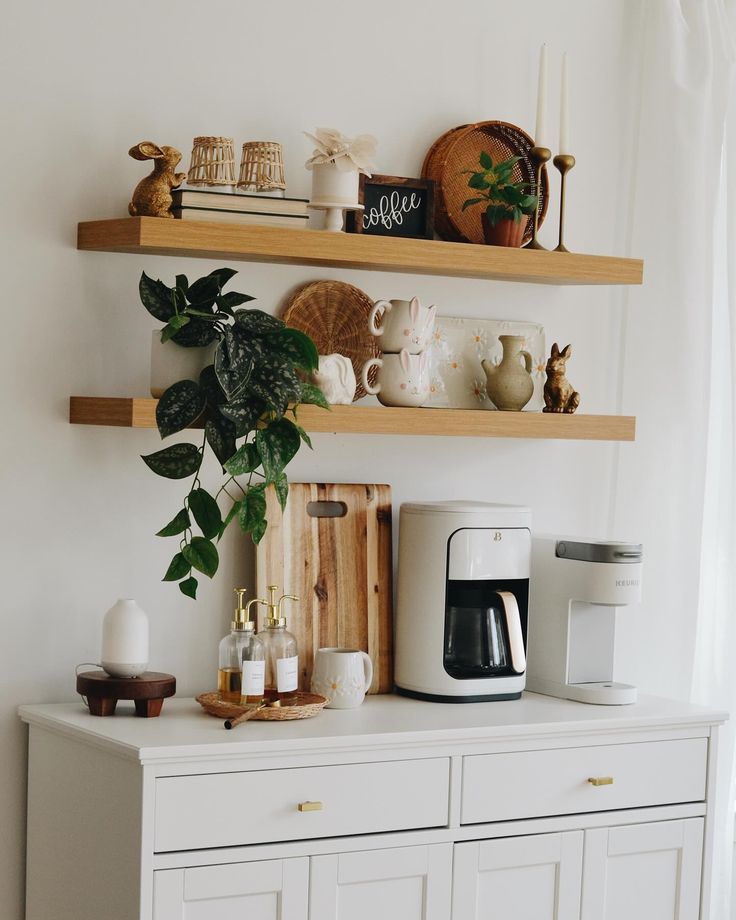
[462, 153, 538, 247]
[138, 267, 327, 599]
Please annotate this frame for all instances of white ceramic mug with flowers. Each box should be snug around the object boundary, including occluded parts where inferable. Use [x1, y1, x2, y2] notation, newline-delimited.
[361, 349, 430, 407]
[311, 648, 374, 709]
[368, 296, 436, 353]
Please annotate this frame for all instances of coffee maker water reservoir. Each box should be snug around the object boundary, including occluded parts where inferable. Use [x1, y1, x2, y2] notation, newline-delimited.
[395, 501, 531, 702]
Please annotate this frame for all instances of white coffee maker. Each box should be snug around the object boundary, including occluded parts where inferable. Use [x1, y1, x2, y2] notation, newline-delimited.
[394, 501, 531, 702]
[526, 536, 643, 705]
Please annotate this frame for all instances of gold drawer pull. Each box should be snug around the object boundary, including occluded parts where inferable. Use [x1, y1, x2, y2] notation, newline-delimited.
[297, 801, 323, 812]
[588, 776, 614, 786]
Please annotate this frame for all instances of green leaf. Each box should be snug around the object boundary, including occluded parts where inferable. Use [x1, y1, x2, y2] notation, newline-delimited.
[156, 380, 206, 438]
[160, 314, 190, 343]
[217, 291, 255, 314]
[224, 441, 261, 476]
[186, 274, 220, 306]
[142, 443, 201, 479]
[479, 151, 493, 169]
[239, 485, 267, 534]
[156, 507, 191, 537]
[207, 267, 238, 290]
[215, 328, 254, 400]
[251, 516, 268, 544]
[295, 424, 312, 449]
[299, 382, 330, 409]
[219, 397, 265, 438]
[219, 500, 242, 539]
[274, 474, 289, 512]
[485, 204, 510, 228]
[468, 172, 489, 190]
[234, 308, 283, 334]
[520, 194, 538, 212]
[256, 418, 301, 482]
[272, 327, 319, 372]
[163, 552, 190, 581]
[462, 197, 485, 211]
[179, 576, 198, 599]
[182, 536, 219, 578]
[171, 317, 219, 348]
[199, 364, 227, 407]
[188, 488, 222, 540]
[139, 272, 175, 322]
[205, 414, 237, 468]
[248, 363, 302, 416]
[175, 274, 189, 294]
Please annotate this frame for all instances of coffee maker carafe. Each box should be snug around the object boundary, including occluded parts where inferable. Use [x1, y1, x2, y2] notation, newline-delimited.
[394, 501, 531, 702]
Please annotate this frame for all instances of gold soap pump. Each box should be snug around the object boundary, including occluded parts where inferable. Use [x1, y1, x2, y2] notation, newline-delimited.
[217, 588, 266, 704]
[259, 585, 300, 704]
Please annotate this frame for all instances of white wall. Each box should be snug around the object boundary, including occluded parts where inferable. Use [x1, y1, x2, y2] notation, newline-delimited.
[0, 2, 646, 917]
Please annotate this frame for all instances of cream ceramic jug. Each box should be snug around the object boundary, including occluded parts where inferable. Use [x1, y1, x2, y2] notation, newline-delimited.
[481, 335, 534, 411]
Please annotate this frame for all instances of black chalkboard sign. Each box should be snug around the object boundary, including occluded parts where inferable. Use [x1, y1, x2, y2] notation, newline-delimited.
[346, 175, 435, 239]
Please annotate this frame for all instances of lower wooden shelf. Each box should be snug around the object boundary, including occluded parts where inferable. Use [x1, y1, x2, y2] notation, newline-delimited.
[69, 397, 636, 441]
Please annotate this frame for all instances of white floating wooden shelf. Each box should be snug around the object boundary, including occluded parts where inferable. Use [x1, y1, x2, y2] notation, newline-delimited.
[69, 398, 636, 442]
[77, 218, 643, 286]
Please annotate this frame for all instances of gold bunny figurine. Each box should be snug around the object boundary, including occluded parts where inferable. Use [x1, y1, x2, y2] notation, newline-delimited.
[543, 342, 580, 414]
[128, 141, 186, 218]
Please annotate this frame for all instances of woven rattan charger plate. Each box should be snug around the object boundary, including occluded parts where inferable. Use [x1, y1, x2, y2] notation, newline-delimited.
[422, 120, 549, 247]
[197, 691, 328, 727]
[281, 281, 380, 400]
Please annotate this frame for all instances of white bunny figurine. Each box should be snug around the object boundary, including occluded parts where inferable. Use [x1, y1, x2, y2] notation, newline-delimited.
[310, 354, 356, 405]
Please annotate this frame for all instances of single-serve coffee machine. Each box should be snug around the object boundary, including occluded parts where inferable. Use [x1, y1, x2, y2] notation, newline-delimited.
[394, 501, 531, 702]
[526, 536, 643, 705]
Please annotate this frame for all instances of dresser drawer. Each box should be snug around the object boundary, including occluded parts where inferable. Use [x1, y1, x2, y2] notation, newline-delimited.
[461, 738, 707, 824]
[154, 757, 450, 852]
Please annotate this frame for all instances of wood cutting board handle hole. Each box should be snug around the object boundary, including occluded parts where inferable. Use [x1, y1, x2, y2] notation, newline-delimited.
[307, 501, 348, 519]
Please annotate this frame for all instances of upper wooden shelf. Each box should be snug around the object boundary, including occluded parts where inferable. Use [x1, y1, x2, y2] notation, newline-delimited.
[77, 218, 643, 286]
[69, 397, 636, 442]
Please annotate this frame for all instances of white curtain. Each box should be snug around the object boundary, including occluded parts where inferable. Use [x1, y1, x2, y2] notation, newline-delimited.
[612, 2, 735, 917]
[694, 56, 736, 920]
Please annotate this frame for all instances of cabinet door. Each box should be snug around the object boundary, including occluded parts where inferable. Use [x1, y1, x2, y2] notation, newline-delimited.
[152, 857, 309, 920]
[581, 818, 704, 920]
[309, 844, 452, 920]
[452, 831, 584, 920]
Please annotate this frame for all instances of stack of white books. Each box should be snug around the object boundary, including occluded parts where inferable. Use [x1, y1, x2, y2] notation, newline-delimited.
[171, 189, 309, 229]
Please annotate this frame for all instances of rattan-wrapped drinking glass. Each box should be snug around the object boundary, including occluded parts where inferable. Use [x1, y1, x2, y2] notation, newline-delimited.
[187, 136, 236, 187]
[237, 141, 286, 193]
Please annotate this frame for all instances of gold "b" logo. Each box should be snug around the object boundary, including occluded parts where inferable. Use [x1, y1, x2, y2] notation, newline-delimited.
[493, 532, 502, 541]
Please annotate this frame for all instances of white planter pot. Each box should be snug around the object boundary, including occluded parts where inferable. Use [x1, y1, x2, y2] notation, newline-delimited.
[150, 330, 216, 398]
[310, 162, 360, 207]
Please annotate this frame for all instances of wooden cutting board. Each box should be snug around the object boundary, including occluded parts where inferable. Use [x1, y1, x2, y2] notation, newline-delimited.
[256, 483, 393, 693]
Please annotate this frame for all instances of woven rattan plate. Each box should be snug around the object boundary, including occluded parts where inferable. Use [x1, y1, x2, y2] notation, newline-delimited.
[281, 281, 380, 400]
[422, 121, 549, 246]
[196, 691, 328, 722]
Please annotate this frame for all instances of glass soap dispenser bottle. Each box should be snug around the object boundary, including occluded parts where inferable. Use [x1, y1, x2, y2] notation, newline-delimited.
[218, 588, 265, 703]
[260, 584, 300, 705]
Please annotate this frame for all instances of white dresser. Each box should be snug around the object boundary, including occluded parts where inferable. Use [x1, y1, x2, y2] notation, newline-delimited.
[19, 693, 725, 920]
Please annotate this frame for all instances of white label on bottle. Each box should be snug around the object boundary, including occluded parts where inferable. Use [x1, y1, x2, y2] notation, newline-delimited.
[277, 655, 299, 692]
[242, 659, 265, 696]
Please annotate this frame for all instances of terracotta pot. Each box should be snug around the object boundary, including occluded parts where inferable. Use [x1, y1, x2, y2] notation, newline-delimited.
[481, 212, 526, 248]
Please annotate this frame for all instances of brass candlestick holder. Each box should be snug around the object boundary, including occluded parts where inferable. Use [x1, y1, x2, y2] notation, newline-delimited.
[527, 146, 551, 249]
[553, 154, 576, 252]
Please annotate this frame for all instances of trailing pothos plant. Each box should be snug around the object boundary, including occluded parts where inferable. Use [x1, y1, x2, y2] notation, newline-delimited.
[138, 267, 328, 599]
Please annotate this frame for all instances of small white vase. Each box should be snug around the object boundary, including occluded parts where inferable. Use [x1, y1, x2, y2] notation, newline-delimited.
[310, 162, 360, 207]
[101, 599, 149, 678]
[150, 331, 215, 398]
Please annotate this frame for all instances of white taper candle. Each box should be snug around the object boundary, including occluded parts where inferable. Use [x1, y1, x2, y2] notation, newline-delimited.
[535, 43, 548, 148]
[559, 52, 570, 154]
